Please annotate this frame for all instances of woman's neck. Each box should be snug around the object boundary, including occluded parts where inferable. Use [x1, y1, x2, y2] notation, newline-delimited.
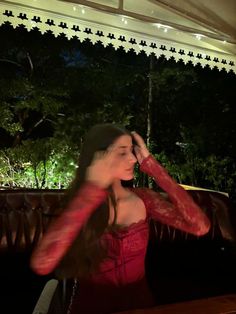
[111, 180, 129, 201]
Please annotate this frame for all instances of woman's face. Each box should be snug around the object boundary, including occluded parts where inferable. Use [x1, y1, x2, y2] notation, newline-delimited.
[111, 134, 137, 181]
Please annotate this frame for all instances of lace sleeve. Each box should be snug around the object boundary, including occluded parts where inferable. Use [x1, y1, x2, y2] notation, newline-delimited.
[30, 182, 108, 275]
[138, 155, 210, 236]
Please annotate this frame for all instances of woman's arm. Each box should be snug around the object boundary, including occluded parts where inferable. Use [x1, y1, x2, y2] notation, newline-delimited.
[138, 155, 210, 236]
[30, 143, 122, 275]
[30, 183, 108, 275]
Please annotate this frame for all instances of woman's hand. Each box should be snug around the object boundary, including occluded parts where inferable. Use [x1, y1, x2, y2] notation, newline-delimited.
[131, 131, 150, 164]
[86, 146, 118, 188]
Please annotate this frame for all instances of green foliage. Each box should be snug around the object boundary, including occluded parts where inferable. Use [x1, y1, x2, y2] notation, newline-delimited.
[0, 138, 77, 188]
[152, 151, 236, 197]
[0, 102, 23, 135]
[0, 24, 235, 202]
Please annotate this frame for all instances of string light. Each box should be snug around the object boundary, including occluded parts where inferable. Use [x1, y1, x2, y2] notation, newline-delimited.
[121, 16, 128, 25]
[154, 23, 173, 32]
[194, 34, 206, 40]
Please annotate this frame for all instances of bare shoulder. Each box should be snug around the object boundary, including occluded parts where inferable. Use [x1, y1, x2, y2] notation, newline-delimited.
[130, 187, 168, 206]
[130, 186, 154, 198]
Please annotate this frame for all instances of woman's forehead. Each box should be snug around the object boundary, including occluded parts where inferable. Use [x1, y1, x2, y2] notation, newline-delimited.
[113, 135, 132, 148]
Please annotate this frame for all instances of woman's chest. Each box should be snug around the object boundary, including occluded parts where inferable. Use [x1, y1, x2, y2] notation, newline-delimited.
[102, 222, 149, 258]
[109, 195, 146, 226]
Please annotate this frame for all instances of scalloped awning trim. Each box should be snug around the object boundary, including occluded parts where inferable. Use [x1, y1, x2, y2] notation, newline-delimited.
[0, 2, 235, 73]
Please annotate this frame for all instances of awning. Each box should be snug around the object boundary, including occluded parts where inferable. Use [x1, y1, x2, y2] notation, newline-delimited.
[0, 0, 235, 73]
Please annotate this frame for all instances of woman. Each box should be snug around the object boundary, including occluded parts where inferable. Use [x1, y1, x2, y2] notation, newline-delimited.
[30, 123, 210, 314]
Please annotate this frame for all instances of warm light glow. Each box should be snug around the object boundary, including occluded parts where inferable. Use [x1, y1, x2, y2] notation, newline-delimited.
[194, 34, 206, 40]
[154, 23, 173, 32]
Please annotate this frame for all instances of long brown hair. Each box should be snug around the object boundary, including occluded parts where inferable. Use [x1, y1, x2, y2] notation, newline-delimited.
[55, 123, 131, 278]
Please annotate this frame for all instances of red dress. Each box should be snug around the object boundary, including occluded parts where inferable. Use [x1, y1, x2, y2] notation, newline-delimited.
[30, 155, 210, 313]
